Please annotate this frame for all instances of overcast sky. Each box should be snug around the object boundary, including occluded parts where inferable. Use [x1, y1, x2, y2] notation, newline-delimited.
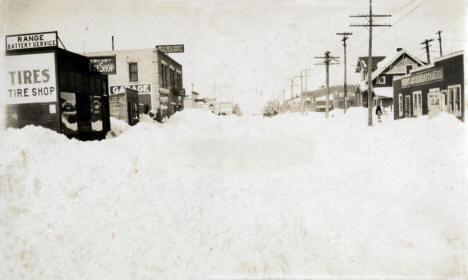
[1, 0, 466, 114]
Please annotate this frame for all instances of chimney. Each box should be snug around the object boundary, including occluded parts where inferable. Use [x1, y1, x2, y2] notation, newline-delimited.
[397, 47, 403, 52]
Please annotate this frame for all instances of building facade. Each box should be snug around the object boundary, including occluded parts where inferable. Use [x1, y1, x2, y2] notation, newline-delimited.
[87, 48, 185, 119]
[393, 51, 464, 122]
[355, 49, 425, 108]
[5, 31, 110, 140]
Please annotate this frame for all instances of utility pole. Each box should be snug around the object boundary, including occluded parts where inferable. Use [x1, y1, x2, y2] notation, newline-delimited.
[421, 39, 434, 64]
[303, 68, 311, 91]
[111, 35, 114, 51]
[282, 89, 285, 112]
[436, 30, 443, 57]
[303, 69, 311, 114]
[336, 32, 352, 114]
[290, 79, 297, 100]
[315, 51, 340, 118]
[213, 81, 216, 99]
[295, 71, 306, 115]
[350, 0, 391, 126]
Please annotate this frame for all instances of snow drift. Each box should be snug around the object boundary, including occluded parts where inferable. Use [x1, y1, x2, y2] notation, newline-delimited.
[0, 108, 466, 279]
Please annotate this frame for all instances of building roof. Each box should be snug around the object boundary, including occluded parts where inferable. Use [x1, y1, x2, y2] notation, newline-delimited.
[315, 95, 334, 102]
[369, 49, 425, 82]
[303, 84, 357, 99]
[355, 56, 386, 73]
[373, 87, 394, 98]
[394, 50, 464, 82]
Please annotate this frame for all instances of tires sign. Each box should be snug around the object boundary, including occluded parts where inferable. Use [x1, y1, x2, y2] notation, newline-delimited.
[5, 52, 57, 104]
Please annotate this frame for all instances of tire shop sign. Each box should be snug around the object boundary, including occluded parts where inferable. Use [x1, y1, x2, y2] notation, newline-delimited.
[89, 56, 116, 74]
[5, 52, 57, 104]
[110, 84, 151, 95]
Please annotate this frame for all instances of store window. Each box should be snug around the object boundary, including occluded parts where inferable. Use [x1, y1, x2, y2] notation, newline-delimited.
[60, 91, 78, 134]
[170, 68, 175, 88]
[129, 63, 138, 82]
[448, 85, 462, 116]
[398, 94, 403, 117]
[441, 89, 448, 112]
[91, 78, 103, 131]
[412, 91, 422, 117]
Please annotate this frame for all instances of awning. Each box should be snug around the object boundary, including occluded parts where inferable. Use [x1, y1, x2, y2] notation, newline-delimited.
[373, 87, 394, 98]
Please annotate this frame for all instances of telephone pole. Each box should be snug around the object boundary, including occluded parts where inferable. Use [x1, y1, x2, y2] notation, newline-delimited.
[336, 32, 352, 114]
[290, 79, 297, 100]
[350, 0, 391, 126]
[315, 51, 340, 118]
[421, 39, 434, 64]
[303, 68, 311, 91]
[436, 30, 443, 57]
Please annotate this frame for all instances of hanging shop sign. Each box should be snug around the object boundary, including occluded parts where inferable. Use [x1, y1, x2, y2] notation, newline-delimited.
[110, 84, 151, 95]
[5, 52, 57, 104]
[401, 67, 444, 88]
[6, 31, 58, 52]
[89, 56, 117, 74]
[156, 44, 184, 53]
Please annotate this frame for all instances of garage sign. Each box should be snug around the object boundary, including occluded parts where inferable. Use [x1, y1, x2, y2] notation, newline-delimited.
[110, 84, 151, 95]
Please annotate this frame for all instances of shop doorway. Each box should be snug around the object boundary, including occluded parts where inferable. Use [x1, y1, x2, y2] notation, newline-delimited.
[428, 88, 441, 118]
[413, 91, 422, 117]
[404, 96, 411, 118]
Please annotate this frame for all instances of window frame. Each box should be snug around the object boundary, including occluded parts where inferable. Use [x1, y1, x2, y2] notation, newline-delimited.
[377, 75, 386, 85]
[448, 84, 462, 116]
[398, 93, 403, 117]
[412, 90, 422, 117]
[405, 64, 413, 74]
[129, 62, 138, 82]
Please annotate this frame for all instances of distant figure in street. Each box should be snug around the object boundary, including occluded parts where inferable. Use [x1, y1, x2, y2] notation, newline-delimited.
[376, 105, 383, 123]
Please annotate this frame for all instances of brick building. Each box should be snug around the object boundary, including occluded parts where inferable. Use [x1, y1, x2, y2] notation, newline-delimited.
[87, 48, 185, 119]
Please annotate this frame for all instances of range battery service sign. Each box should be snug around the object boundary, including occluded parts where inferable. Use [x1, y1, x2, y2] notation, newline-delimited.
[6, 32, 58, 51]
[5, 52, 57, 104]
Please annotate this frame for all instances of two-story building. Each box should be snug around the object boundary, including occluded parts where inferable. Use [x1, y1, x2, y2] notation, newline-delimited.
[393, 51, 464, 122]
[87, 48, 185, 120]
[355, 48, 425, 109]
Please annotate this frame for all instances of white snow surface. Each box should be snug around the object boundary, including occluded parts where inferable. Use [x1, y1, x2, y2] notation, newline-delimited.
[0, 108, 467, 279]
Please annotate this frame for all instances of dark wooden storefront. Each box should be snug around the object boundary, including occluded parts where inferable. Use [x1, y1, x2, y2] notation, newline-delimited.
[5, 32, 111, 140]
[393, 51, 464, 122]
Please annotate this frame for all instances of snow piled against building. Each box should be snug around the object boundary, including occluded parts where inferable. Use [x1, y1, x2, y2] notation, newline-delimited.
[0, 108, 467, 279]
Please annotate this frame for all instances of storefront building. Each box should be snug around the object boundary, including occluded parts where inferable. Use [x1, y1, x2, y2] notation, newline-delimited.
[87, 48, 185, 119]
[393, 51, 464, 121]
[4, 31, 111, 140]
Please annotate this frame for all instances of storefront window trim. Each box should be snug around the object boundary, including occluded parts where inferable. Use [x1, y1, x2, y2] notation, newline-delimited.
[398, 94, 403, 117]
[448, 84, 462, 116]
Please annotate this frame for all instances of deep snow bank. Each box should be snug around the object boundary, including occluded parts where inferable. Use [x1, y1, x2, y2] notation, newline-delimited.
[0, 108, 466, 279]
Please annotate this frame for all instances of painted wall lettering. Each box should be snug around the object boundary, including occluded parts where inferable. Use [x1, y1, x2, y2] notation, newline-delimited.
[5, 53, 57, 104]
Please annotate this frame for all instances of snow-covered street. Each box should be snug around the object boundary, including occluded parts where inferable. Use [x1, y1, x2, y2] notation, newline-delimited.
[0, 108, 467, 279]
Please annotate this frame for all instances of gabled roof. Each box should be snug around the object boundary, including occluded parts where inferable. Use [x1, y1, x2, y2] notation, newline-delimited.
[369, 49, 425, 82]
[355, 56, 386, 73]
